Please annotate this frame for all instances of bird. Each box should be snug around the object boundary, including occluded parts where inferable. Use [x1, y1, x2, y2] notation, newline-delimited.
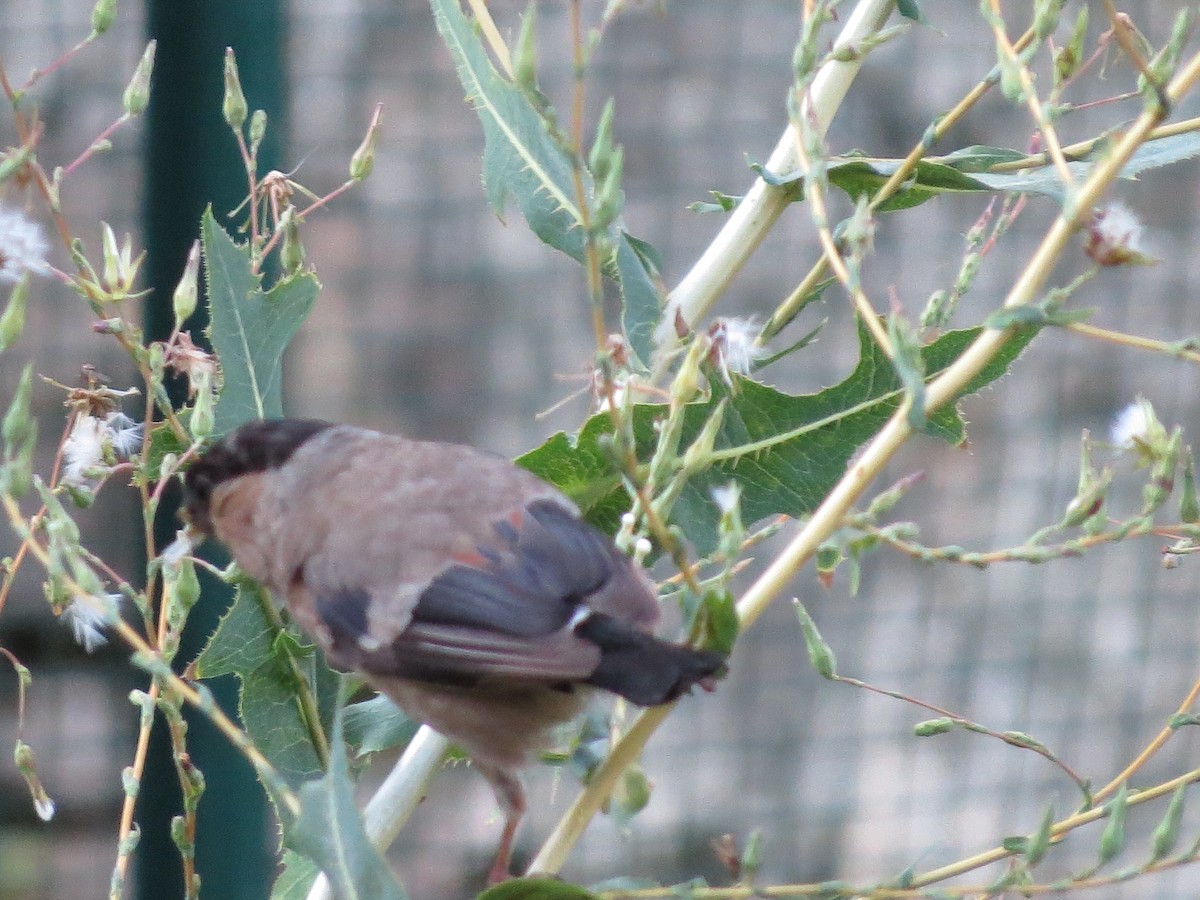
[181, 417, 727, 883]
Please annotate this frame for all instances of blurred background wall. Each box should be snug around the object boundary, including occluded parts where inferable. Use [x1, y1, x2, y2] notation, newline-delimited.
[2, 1, 1200, 897]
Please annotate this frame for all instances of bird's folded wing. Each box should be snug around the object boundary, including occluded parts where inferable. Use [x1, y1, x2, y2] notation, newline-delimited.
[311, 499, 621, 685]
[407, 499, 614, 636]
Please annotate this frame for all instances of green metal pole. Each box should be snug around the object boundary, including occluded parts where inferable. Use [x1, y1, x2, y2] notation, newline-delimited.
[141, 2, 285, 898]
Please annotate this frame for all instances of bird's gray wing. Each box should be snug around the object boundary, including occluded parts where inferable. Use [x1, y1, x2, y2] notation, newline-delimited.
[312, 500, 620, 685]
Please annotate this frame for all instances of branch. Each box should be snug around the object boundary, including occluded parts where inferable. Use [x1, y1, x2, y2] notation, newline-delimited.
[654, 0, 898, 352]
[528, 35, 1200, 879]
[304, 727, 450, 900]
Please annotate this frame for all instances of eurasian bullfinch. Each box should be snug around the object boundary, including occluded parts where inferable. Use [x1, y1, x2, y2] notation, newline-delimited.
[182, 418, 726, 882]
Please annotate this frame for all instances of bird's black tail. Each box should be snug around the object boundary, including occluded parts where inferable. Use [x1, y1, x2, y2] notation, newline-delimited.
[575, 612, 726, 706]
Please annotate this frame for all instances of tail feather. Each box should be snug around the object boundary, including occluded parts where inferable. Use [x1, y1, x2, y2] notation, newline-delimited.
[575, 612, 726, 706]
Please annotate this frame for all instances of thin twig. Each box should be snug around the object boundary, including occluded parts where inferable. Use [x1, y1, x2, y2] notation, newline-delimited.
[656, 0, 897, 351]
[2, 495, 301, 818]
[987, 2, 1076, 190]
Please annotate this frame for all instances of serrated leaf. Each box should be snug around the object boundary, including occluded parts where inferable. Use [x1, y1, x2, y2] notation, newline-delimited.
[194, 584, 340, 792]
[285, 710, 409, 900]
[519, 323, 1035, 553]
[343, 694, 419, 757]
[269, 850, 320, 900]
[429, 0, 657, 366]
[201, 209, 318, 436]
[430, 0, 584, 258]
[194, 584, 276, 678]
[476, 878, 600, 900]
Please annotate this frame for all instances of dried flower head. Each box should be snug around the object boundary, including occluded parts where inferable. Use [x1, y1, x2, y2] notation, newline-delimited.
[707, 316, 769, 385]
[0, 206, 49, 283]
[165, 331, 219, 397]
[1110, 399, 1151, 449]
[62, 410, 143, 487]
[710, 482, 742, 516]
[63, 591, 122, 652]
[588, 368, 664, 413]
[161, 529, 195, 566]
[604, 333, 630, 369]
[1084, 203, 1154, 267]
[1109, 396, 1169, 468]
[55, 366, 141, 418]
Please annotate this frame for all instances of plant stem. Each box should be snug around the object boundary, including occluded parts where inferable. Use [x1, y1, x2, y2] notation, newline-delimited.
[304, 727, 450, 900]
[656, 0, 897, 353]
[530, 32, 1200, 880]
[1068, 321, 1200, 365]
[1, 495, 301, 819]
[1092, 675, 1200, 804]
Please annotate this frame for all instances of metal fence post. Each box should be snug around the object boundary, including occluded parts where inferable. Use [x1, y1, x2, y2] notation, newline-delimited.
[140, 2, 284, 897]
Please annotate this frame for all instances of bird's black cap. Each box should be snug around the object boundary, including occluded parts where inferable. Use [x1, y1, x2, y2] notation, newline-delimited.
[182, 418, 334, 533]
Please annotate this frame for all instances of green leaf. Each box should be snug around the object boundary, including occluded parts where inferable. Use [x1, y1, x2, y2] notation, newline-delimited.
[1, 364, 36, 497]
[609, 762, 652, 828]
[285, 710, 409, 900]
[343, 694, 419, 757]
[937, 145, 1030, 172]
[617, 233, 663, 367]
[269, 851, 320, 900]
[201, 208, 318, 436]
[476, 878, 600, 900]
[429, 0, 657, 366]
[194, 584, 340, 792]
[984, 302, 1094, 330]
[749, 130, 1200, 211]
[519, 323, 1035, 553]
[517, 423, 627, 533]
[430, 0, 585, 262]
[971, 131, 1200, 201]
[830, 159, 993, 211]
[141, 420, 190, 484]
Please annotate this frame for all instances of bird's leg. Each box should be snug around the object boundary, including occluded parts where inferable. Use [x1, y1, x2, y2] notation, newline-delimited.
[480, 765, 526, 885]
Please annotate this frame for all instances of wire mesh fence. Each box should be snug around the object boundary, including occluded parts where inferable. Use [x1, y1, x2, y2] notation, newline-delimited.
[2, 1, 1200, 898]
